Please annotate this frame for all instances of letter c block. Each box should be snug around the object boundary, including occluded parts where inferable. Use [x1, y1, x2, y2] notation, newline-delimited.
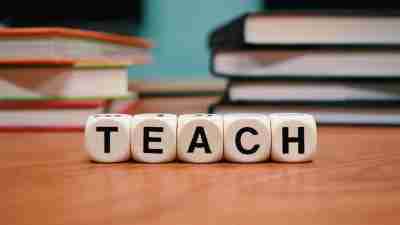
[224, 114, 271, 163]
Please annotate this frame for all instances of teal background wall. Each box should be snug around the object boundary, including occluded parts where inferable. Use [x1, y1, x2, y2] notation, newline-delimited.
[129, 0, 261, 81]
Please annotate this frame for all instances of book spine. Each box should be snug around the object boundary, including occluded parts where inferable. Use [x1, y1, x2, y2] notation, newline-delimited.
[213, 100, 400, 107]
[0, 100, 104, 110]
[0, 126, 84, 132]
[208, 104, 216, 114]
[208, 13, 248, 50]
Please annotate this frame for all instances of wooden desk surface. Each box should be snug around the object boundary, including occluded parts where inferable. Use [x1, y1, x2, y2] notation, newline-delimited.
[2, 125, 400, 225]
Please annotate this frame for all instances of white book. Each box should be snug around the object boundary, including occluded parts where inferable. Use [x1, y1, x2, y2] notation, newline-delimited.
[228, 80, 400, 102]
[0, 27, 152, 64]
[0, 65, 130, 100]
[211, 104, 400, 125]
[213, 49, 400, 78]
[245, 12, 400, 45]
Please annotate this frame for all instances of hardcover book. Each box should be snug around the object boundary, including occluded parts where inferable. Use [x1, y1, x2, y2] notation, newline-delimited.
[211, 48, 400, 79]
[209, 101, 400, 125]
[0, 62, 132, 100]
[0, 99, 106, 131]
[226, 80, 400, 103]
[0, 27, 152, 64]
[209, 11, 400, 48]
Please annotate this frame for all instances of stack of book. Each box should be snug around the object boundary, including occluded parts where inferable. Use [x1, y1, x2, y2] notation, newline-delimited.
[0, 28, 152, 131]
[208, 10, 400, 125]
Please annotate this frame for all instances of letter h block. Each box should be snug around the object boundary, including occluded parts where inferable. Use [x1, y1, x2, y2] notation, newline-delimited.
[270, 113, 317, 162]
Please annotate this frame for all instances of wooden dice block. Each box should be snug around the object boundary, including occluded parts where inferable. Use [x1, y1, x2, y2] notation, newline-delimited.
[84, 114, 131, 163]
[131, 113, 177, 163]
[224, 114, 271, 163]
[270, 113, 317, 162]
[177, 114, 223, 163]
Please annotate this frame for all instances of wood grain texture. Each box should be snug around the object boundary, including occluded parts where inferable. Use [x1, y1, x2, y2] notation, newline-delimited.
[1, 126, 400, 225]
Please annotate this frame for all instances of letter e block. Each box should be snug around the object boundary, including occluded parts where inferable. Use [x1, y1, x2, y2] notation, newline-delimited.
[131, 113, 177, 163]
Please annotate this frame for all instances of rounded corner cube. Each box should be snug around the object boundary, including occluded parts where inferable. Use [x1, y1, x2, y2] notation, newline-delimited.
[130, 113, 177, 163]
[270, 113, 317, 162]
[177, 113, 223, 163]
[84, 114, 131, 163]
[223, 113, 271, 163]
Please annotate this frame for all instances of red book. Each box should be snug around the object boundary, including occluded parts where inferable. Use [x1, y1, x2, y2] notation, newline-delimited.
[0, 100, 107, 132]
[0, 99, 105, 109]
[0, 27, 152, 65]
[0, 99, 141, 132]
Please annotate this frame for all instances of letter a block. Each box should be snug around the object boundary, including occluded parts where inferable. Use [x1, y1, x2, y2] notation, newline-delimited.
[84, 114, 131, 163]
[224, 114, 271, 163]
[177, 114, 223, 163]
[270, 113, 317, 162]
[131, 113, 177, 163]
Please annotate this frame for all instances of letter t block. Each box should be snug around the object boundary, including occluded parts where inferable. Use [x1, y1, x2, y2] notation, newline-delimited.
[84, 114, 131, 163]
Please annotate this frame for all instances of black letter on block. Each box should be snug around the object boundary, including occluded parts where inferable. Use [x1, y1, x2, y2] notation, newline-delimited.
[188, 127, 211, 153]
[235, 127, 259, 154]
[143, 127, 163, 154]
[96, 126, 119, 153]
[282, 127, 304, 154]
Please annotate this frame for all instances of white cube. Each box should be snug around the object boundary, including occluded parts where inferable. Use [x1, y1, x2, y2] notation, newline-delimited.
[131, 113, 177, 163]
[177, 113, 223, 163]
[84, 114, 131, 163]
[223, 113, 271, 163]
[270, 113, 317, 162]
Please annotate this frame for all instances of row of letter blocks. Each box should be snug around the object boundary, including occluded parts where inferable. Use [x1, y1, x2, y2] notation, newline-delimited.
[85, 113, 317, 163]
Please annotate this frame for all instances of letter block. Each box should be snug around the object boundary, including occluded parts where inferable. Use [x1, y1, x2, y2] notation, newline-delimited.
[84, 114, 131, 163]
[224, 114, 271, 163]
[177, 114, 223, 163]
[270, 113, 317, 162]
[131, 113, 177, 163]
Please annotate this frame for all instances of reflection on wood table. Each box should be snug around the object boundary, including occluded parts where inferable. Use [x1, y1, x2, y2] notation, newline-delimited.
[1, 125, 400, 225]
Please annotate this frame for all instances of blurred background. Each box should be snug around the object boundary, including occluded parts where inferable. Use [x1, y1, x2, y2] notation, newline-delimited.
[1, 0, 400, 129]
[0, 1, 260, 80]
